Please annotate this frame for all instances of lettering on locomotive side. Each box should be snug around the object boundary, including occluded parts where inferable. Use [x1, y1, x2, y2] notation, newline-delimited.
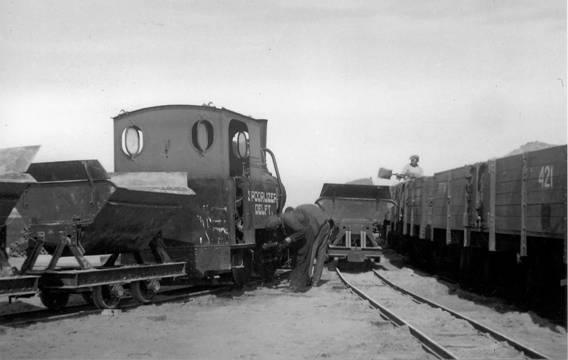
[254, 203, 275, 216]
[248, 190, 278, 216]
[247, 190, 278, 204]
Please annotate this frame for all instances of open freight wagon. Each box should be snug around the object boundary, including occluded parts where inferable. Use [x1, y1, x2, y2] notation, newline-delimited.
[389, 145, 567, 319]
[316, 183, 395, 264]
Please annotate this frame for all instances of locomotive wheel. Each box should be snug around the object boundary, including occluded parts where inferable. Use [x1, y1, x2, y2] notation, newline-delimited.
[81, 292, 94, 306]
[131, 280, 160, 304]
[232, 266, 252, 287]
[326, 258, 338, 271]
[39, 290, 69, 311]
[92, 284, 123, 309]
[254, 247, 279, 281]
[232, 250, 253, 287]
[258, 261, 277, 282]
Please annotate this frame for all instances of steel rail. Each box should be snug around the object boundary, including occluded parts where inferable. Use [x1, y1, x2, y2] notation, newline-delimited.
[0, 286, 231, 327]
[1, 303, 93, 325]
[372, 270, 548, 360]
[335, 268, 458, 360]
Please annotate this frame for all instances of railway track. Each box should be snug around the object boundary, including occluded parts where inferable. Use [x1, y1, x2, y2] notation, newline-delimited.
[336, 268, 548, 360]
[1, 270, 291, 327]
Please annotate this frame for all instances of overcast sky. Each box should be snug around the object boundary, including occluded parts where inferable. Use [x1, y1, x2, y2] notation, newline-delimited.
[1, 0, 566, 206]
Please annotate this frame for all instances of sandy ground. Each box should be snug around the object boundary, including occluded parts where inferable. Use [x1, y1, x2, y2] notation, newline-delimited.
[1, 252, 566, 360]
[1, 270, 433, 360]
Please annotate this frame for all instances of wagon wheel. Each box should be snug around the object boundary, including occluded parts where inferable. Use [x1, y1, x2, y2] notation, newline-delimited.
[39, 290, 69, 311]
[92, 284, 123, 309]
[326, 258, 338, 271]
[130, 280, 160, 304]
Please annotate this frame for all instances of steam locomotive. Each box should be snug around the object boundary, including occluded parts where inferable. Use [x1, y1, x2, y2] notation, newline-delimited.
[0, 105, 286, 309]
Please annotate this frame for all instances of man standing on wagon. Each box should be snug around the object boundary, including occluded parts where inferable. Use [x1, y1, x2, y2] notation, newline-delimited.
[264, 204, 334, 292]
[398, 154, 424, 179]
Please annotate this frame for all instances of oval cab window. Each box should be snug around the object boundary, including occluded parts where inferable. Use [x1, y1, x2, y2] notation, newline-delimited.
[121, 126, 144, 158]
[191, 120, 214, 154]
[232, 131, 250, 159]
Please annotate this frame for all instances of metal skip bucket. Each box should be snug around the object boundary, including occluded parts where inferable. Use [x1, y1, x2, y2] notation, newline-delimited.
[0, 145, 40, 295]
[16, 160, 195, 256]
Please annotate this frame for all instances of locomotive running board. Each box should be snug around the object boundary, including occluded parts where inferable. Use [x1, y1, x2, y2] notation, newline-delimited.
[37, 262, 186, 289]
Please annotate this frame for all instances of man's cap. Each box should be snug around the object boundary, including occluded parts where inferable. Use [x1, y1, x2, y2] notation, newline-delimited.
[265, 215, 282, 230]
[410, 154, 420, 161]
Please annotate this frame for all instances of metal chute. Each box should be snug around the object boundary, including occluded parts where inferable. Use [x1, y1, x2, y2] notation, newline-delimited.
[0, 146, 39, 226]
[0, 146, 39, 288]
[110, 172, 195, 195]
[0, 145, 40, 175]
[319, 183, 392, 200]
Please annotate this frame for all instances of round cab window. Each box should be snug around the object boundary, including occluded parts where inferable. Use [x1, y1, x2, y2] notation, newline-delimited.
[232, 131, 250, 159]
[121, 126, 144, 158]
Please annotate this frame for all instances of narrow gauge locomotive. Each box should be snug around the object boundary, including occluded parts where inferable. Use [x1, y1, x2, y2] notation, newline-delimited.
[0, 105, 286, 309]
[388, 145, 566, 319]
[316, 183, 395, 265]
[112, 105, 286, 282]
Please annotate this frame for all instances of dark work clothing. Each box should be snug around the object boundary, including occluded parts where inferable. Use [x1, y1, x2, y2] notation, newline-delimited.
[271, 204, 332, 291]
[310, 221, 333, 285]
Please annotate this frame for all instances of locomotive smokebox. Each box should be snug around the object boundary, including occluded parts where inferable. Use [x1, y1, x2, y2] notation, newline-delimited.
[17, 160, 195, 255]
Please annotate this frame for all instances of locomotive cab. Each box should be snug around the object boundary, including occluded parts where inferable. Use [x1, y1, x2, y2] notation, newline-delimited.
[113, 105, 286, 281]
